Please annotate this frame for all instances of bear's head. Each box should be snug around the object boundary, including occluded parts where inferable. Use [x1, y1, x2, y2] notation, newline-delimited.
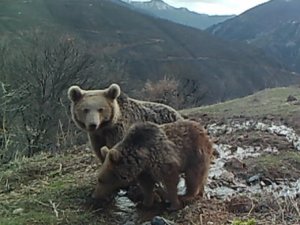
[92, 146, 132, 200]
[68, 84, 121, 132]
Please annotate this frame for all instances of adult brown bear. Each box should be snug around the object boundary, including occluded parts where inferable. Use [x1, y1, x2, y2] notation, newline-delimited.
[68, 83, 183, 162]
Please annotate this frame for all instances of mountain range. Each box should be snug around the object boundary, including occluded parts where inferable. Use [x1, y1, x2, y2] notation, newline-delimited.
[121, 0, 234, 30]
[208, 0, 300, 73]
[1, 0, 299, 106]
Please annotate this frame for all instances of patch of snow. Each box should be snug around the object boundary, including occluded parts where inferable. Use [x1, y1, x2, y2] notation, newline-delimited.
[207, 120, 300, 151]
[206, 120, 300, 199]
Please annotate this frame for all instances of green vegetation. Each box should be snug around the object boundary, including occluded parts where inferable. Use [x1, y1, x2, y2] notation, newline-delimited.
[181, 86, 300, 117]
[246, 151, 300, 179]
[0, 148, 111, 225]
[231, 218, 256, 225]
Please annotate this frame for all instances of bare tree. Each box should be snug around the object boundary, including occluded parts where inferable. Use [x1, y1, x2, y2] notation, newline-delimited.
[179, 78, 209, 108]
[0, 33, 94, 158]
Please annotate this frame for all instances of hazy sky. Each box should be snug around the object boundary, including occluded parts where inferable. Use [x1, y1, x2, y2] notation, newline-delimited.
[131, 0, 271, 15]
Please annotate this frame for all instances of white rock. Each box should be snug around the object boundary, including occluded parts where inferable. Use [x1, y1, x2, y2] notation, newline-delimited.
[13, 208, 24, 215]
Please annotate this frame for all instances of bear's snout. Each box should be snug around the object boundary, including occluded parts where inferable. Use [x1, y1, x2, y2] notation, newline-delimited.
[88, 123, 98, 131]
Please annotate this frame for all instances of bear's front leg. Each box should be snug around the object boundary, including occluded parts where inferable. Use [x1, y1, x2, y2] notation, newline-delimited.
[137, 172, 156, 208]
[162, 164, 182, 211]
[88, 133, 106, 163]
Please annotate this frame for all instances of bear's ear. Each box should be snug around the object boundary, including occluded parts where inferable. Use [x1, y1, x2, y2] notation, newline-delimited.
[108, 149, 121, 164]
[100, 146, 110, 160]
[105, 83, 121, 100]
[68, 86, 83, 102]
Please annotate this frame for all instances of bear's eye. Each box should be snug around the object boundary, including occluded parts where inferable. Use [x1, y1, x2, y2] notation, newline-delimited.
[98, 108, 104, 113]
[83, 108, 90, 114]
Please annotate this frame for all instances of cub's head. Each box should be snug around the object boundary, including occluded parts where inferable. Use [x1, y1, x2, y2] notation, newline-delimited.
[68, 84, 121, 132]
[92, 146, 131, 200]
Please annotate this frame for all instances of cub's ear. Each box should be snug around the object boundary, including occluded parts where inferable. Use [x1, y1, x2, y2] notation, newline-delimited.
[68, 86, 83, 102]
[100, 146, 110, 160]
[109, 149, 121, 164]
[106, 83, 121, 100]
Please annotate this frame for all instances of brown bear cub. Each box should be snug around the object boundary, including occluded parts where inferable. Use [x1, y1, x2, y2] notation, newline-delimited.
[92, 120, 213, 211]
[67, 84, 182, 162]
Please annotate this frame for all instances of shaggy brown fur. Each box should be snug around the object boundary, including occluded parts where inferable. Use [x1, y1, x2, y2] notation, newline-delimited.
[68, 83, 183, 162]
[92, 120, 213, 211]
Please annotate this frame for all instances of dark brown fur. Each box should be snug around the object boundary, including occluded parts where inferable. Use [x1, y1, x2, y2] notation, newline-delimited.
[92, 120, 213, 211]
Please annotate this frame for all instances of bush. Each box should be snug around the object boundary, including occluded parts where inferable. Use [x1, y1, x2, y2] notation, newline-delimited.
[141, 76, 183, 109]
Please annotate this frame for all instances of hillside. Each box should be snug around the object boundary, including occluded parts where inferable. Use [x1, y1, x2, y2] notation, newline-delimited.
[1, 0, 300, 105]
[182, 86, 300, 118]
[122, 0, 234, 30]
[207, 0, 300, 73]
[1, 87, 300, 225]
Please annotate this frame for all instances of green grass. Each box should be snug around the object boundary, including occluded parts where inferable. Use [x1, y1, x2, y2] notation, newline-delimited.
[0, 149, 113, 225]
[245, 151, 300, 180]
[231, 218, 256, 225]
[181, 86, 300, 118]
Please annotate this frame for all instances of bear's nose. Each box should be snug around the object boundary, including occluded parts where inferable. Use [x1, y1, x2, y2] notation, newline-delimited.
[88, 124, 97, 131]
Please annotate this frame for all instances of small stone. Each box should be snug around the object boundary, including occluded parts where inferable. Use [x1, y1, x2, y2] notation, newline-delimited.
[247, 174, 262, 185]
[151, 216, 176, 225]
[260, 177, 273, 187]
[13, 208, 24, 215]
[287, 95, 297, 102]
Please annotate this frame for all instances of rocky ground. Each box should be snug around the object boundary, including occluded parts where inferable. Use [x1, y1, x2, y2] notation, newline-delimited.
[184, 114, 300, 225]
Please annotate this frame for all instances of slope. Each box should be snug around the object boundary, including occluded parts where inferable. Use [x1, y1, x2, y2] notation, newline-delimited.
[182, 86, 300, 124]
[1, 0, 299, 105]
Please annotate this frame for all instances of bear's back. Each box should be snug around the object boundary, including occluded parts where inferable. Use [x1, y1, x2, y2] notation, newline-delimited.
[117, 95, 183, 125]
[161, 120, 213, 167]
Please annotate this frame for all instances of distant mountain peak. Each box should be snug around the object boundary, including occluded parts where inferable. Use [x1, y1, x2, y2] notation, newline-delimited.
[121, 0, 233, 30]
[138, 0, 172, 10]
